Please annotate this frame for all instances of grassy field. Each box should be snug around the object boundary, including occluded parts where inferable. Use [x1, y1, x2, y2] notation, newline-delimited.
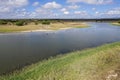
[0, 42, 120, 80]
[0, 22, 88, 33]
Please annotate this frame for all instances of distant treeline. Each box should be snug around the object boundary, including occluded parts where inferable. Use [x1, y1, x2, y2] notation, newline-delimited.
[0, 19, 120, 26]
[0, 19, 52, 26]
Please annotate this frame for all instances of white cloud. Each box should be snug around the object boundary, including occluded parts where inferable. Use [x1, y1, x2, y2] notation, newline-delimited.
[67, 0, 113, 4]
[92, 8, 96, 10]
[14, 9, 29, 18]
[61, 8, 70, 15]
[32, 2, 39, 6]
[33, 7, 61, 18]
[73, 11, 90, 18]
[61, 8, 67, 12]
[95, 7, 120, 18]
[64, 11, 69, 15]
[99, 8, 120, 16]
[0, 8, 30, 19]
[0, 0, 28, 13]
[74, 11, 87, 15]
[0, 6, 11, 13]
[95, 11, 99, 14]
[68, 5, 80, 9]
[35, 7, 54, 17]
[43, 1, 61, 9]
[74, 11, 81, 14]
[106, 8, 120, 15]
[0, 0, 119, 19]
[0, 0, 28, 7]
[29, 12, 37, 18]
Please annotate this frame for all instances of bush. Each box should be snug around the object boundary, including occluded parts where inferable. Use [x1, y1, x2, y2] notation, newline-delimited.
[0, 20, 7, 25]
[42, 20, 50, 25]
[35, 22, 38, 25]
[15, 21, 24, 26]
[118, 21, 120, 24]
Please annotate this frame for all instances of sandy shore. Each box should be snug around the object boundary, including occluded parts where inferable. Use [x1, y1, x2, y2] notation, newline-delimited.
[21, 27, 72, 33]
[21, 30, 54, 32]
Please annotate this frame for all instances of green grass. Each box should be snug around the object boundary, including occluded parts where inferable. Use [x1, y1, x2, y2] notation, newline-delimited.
[0, 42, 120, 80]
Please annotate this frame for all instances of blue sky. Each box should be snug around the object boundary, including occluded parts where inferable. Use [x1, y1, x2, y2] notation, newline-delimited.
[0, 0, 120, 19]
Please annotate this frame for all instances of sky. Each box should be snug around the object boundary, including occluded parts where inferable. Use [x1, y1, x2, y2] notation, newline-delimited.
[0, 0, 120, 19]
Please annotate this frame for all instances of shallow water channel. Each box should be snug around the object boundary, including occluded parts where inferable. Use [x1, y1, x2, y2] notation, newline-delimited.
[0, 22, 120, 74]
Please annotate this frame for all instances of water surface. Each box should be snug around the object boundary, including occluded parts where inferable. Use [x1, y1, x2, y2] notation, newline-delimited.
[0, 23, 120, 74]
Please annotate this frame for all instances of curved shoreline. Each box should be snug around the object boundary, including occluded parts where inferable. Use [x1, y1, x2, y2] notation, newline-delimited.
[0, 22, 88, 33]
[0, 27, 75, 34]
[21, 27, 72, 32]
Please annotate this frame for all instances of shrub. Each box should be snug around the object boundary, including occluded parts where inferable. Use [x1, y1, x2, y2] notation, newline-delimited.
[42, 20, 50, 25]
[0, 20, 7, 25]
[118, 21, 120, 24]
[35, 22, 38, 25]
[15, 21, 24, 26]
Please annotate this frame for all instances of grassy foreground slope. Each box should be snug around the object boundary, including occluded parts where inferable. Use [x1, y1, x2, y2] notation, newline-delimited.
[0, 42, 120, 80]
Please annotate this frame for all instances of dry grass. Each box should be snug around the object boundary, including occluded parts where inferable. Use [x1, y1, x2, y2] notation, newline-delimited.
[0, 22, 88, 32]
[112, 22, 120, 26]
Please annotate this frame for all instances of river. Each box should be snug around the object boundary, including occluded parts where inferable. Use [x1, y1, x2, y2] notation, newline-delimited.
[0, 22, 120, 74]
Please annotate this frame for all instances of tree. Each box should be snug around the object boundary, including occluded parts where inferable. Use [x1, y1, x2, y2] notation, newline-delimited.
[0, 20, 7, 25]
[42, 20, 50, 25]
[15, 21, 24, 26]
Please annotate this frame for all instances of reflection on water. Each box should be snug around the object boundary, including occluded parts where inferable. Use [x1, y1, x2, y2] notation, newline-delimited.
[0, 23, 120, 74]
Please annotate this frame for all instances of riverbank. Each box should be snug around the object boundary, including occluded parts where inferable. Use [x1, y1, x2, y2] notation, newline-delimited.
[0, 22, 88, 33]
[0, 42, 120, 80]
